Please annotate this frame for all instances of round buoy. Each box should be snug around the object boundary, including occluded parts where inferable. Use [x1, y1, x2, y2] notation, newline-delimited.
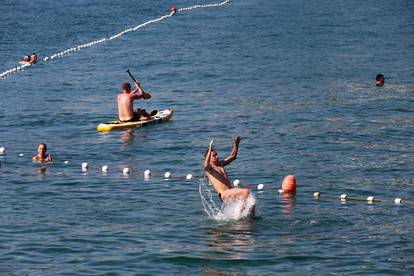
[186, 174, 193, 180]
[281, 175, 297, 193]
[0, 147, 5, 154]
[123, 167, 130, 175]
[367, 196, 375, 203]
[233, 179, 240, 187]
[102, 165, 109, 173]
[81, 162, 88, 171]
[64, 161, 69, 164]
[171, 7, 177, 13]
[164, 171, 171, 179]
[257, 184, 264, 190]
[19, 153, 24, 157]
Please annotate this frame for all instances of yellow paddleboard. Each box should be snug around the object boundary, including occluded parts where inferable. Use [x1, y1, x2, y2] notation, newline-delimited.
[97, 108, 174, 131]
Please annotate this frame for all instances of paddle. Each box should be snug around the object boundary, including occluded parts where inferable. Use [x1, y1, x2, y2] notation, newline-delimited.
[126, 69, 151, 99]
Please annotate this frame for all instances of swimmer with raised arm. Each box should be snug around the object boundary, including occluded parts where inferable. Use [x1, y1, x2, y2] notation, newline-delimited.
[204, 136, 254, 215]
[32, 143, 53, 162]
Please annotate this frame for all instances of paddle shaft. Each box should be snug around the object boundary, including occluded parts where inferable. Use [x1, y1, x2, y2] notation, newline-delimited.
[126, 69, 139, 84]
[126, 70, 151, 100]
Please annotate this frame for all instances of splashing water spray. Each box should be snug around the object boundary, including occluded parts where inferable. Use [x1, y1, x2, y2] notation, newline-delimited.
[198, 174, 256, 221]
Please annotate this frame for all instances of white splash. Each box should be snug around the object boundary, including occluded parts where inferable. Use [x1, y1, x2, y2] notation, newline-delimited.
[199, 178, 256, 221]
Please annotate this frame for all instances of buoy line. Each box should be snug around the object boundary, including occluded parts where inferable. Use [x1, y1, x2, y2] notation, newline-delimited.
[0, 0, 231, 79]
[0, 154, 267, 191]
[313, 192, 413, 206]
[1, 147, 412, 203]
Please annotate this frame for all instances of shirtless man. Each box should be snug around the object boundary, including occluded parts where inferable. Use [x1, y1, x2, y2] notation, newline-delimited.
[117, 81, 157, 122]
[30, 53, 38, 64]
[204, 136, 253, 212]
[32, 143, 53, 162]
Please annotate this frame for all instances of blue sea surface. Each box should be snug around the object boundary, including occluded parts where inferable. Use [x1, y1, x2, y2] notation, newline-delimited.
[1, 0, 413, 275]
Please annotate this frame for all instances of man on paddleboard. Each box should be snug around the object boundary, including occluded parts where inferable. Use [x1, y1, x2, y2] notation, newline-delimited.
[204, 136, 255, 216]
[117, 81, 157, 122]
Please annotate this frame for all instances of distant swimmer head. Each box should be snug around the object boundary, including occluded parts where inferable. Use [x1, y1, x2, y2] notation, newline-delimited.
[30, 53, 38, 64]
[122, 82, 131, 93]
[37, 143, 47, 155]
[376, 74, 385, 87]
[23, 55, 30, 62]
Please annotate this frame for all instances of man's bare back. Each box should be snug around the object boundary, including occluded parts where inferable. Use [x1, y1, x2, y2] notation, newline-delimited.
[204, 137, 252, 207]
[117, 81, 153, 122]
[118, 92, 136, 121]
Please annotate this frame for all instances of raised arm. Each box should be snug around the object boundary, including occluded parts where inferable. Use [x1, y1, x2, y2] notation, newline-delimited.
[222, 136, 241, 166]
[204, 139, 214, 171]
[132, 81, 151, 100]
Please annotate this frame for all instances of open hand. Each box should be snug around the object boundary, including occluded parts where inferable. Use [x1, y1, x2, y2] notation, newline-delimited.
[234, 136, 241, 145]
[209, 139, 214, 148]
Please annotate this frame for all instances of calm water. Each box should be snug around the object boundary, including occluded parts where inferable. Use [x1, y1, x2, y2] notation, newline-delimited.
[1, 0, 414, 275]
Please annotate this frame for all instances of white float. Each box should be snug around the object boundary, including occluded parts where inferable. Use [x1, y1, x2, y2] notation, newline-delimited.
[81, 162, 88, 171]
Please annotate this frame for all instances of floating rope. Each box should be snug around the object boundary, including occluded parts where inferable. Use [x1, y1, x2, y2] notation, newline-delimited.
[0, 0, 231, 79]
[313, 191, 414, 205]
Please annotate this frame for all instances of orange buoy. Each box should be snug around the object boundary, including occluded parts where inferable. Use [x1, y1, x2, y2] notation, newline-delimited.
[281, 175, 297, 193]
[171, 7, 177, 13]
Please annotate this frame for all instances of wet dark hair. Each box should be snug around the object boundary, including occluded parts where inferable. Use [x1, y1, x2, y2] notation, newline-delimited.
[204, 148, 216, 157]
[122, 82, 131, 91]
[31, 52, 37, 56]
[39, 143, 47, 151]
[376, 74, 384, 81]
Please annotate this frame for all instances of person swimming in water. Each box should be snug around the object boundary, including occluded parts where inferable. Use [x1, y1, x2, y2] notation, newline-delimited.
[117, 81, 157, 122]
[30, 53, 38, 64]
[376, 74, 385, 87]
[204, 136, 254, 215]
[32, 143, 53, 162]
[19, 55, 31, 65]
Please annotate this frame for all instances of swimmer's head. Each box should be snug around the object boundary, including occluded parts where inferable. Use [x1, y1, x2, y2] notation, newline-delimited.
[205, 149, 219, 164]
[23, 55, 30, 62]
[37, 143, 47, 155]
[376, 74, 384, 87]
[31, 53, 37, 63]
[122, 82, 131, 93]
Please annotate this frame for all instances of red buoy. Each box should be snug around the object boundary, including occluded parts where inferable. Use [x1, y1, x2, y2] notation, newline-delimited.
[281, 175, 297, 193]
[171, 7, 177, 13]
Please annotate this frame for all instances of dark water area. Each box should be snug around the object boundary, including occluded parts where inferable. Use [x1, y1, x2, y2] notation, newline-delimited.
[0, 0, 413, 275]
